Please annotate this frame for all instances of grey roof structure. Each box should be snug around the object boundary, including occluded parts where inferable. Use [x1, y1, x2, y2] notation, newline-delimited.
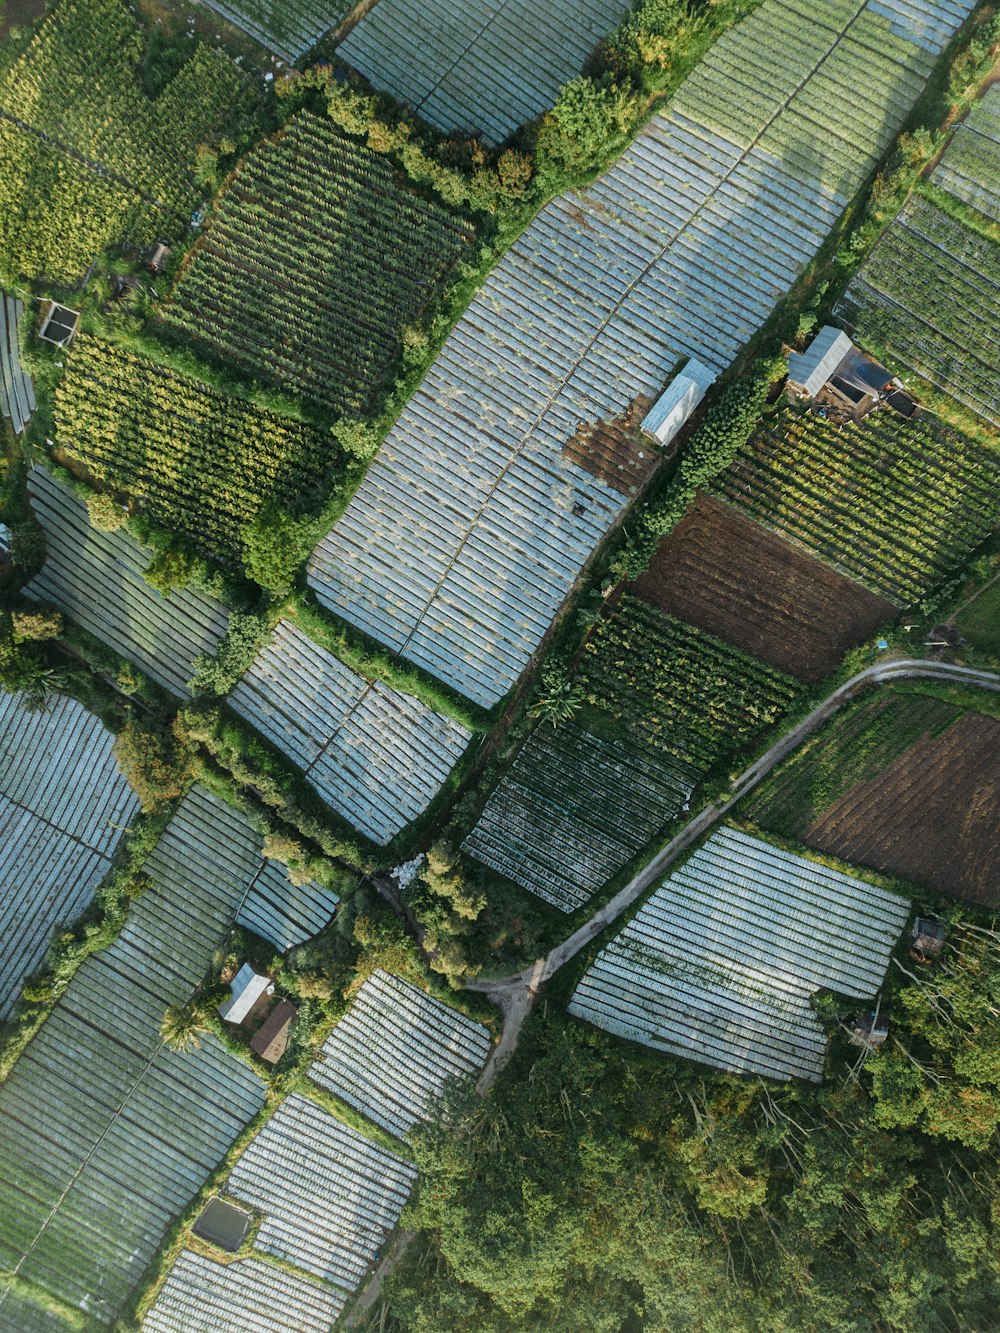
[640, 358, 718, 445]
[787, 325, 853, 397]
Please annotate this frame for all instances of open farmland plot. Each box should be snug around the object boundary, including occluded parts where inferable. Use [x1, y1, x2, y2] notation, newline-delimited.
[226, 1092, 417, 1293]
[0, 0, 250, 283]
[839, 196, 1000, 424]
[932, 85, 1000, 222]
[0, 787, 269, 1327]
[144, 1251, 344, 1333]
[236, 859, 340, 952]
[197, 0, 353, 62]
[633, 493, 895, 682]
[577, 596, 802, 770]
[308, 970, 492, 1137]
[569, 826, 911, 1081]
[228, 619, 471, 845]
[463, 721, 695, 912]
[23, 466, 229, 698]
[158, 113, 471, 418]
[0, 690, 139, 1018]
[338, 0, 628, 145]
[309, 0, 973, 708]
[713, 405, 1000, 606]
[55, 338, 331, 571]
[802, 713, 1000, 907]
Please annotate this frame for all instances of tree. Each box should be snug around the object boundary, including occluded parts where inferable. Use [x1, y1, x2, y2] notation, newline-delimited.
[240, 507, 315, 598]
[160, 1000, 210, 1053]
[85, 491, 126, 532]
[535, 77, 633, 182]
[10, 606, 62, 643]
[529, 662, 584, 727]
[113, 717, 188, 811]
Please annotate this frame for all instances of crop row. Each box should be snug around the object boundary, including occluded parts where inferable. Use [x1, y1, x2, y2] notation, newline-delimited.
[714, 405, 1000, 603]
[577, 597, 801, 769]
[55, 336, 329, 569]
[159, 113, 469, 417]
[463, 721, 695, 912]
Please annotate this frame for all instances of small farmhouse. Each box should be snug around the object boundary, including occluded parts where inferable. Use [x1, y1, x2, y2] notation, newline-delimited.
[218, 962, 273, 1024]
[910, 917, 946, 962]
[250, 998, 297, 1064]
[787, 325, 918, 419]
[845, 1011, 889, 1050]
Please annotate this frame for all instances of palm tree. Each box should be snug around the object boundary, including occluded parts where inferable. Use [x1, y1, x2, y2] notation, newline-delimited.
[160, 1001, 210, 1053]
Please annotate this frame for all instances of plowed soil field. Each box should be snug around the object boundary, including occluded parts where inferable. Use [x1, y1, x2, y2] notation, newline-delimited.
[632, 494, 895, 682]
[803, 713, 1000, 906]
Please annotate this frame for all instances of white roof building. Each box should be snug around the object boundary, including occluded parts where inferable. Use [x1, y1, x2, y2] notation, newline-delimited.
[787, 325, 853, 397]
[218, 963, 273, 1025]
[640, 358, 717, 447]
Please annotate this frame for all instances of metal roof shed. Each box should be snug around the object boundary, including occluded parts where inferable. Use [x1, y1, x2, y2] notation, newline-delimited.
[640, 358, 717, 447]
[218, 962, 273, 1024]
[787, 326, 852, 397]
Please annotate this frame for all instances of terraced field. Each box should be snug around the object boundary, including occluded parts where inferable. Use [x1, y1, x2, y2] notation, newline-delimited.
[144, 1252, 343, 1333]
[840, 196, 1000, 424]
[309, 0, 973, 707]
[0, 0, 248, 283]
[55, 337, 330, 570]
[747, 692, 1000, 906]
[633, 493, 895, 682]
[577, 596, 802, 769]
[159, 113, 470, 418]
[226, 1092, 417, 1292]
[713, 406, 1000, 605]
[464, 721, 695, 912]
[932, 84, 1000, 221]
[198, 0, 353, 61]
[338, 0, 628, 144]
[23, 467, 229, 698]
[0, 787, 269, 1327]
[569, 826, 911, 1080]
[236, 860, 340, 952]
[0, 690, 139, 1017]
[308, 970, 492, 1137]
[229, 619, 471, 845]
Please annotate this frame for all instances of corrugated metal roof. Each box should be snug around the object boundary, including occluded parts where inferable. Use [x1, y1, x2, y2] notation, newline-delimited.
[641, 357, 717, 444]
[787, 325, 853, 396]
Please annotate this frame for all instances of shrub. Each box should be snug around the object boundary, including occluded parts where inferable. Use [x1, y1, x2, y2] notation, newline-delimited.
[11, 606, 63, 643]
[240, 508, 316, 598]
[143, 547, 196, 595]
[535, 77, 633, 182]
[85, 491, 126, 532]
[113, 716, 189, 812]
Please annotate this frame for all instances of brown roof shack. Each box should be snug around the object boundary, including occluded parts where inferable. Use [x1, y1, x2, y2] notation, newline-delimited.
[251, 999, 297, 1064]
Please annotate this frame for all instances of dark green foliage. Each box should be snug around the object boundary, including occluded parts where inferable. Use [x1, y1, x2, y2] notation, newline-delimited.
[189, 614, 270, 697]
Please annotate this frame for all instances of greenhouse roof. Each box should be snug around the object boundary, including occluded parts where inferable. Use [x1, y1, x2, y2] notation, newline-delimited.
[787, 325, 853, 396]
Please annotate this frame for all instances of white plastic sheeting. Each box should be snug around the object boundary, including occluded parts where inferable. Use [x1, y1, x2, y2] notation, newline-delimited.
[144, 1252, 344, 1333]
[569, 826, 910, 1082]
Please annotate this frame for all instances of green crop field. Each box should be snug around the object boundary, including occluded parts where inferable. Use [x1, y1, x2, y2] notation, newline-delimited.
[577, 596, 802, 772]
[158, 112, 472, 418]
[712, 404, 1000, 606]
[55, 336, 330, 569]
[742, 689, 964, 838]
[0, 0, 251, 284]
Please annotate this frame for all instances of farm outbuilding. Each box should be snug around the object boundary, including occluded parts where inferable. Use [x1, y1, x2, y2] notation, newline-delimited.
[910, 917, 946, 962]
[38, 300, 80, 347]
[251, 999, 296, 1064]
[218, 963, 273, 1024]
[787, 326, 853, 398]
[845, 1011, 889, 1050]
[641, 358, 717, 447]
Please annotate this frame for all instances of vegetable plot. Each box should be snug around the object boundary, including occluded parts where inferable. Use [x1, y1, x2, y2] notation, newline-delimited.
[0, 787, 268, 1327]
[0, 690, 139, 1018]
[713, 404, 1000, 605]
[198, 0, 354, 62]
[229, 619, 471, 845]
[464, 721, 695, 913]
[338, 0, 628, 145]
[0, 0, 250, 283]
[159, 113, 471, 418]
[145, 1252, 344, 1333]
[55, 337, 330, 570]
[23, 466, 229, 698]
[840, 197, 1000, 425]
[577, 597, 802, 770]
[569, 826, 911, 1081]
[226, 1092, 417, 1292]
[308, 970, 492, 1138]
[931, 83, 1000, 221]
[309, 0, 962, 707]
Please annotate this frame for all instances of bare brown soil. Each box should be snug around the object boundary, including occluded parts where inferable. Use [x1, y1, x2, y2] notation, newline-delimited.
[804, 713, 1000, 906]
[632, 493, 895, 682]
[563, 395, 657, 496]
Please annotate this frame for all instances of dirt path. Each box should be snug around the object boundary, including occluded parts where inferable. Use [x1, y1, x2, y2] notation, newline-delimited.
[345, 1227, 417, 1329]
